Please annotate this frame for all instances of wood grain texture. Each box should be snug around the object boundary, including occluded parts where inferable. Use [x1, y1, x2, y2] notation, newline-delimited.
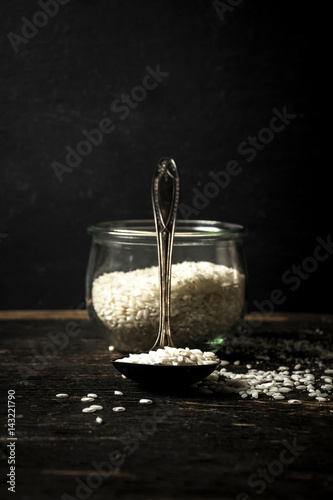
[0, 315, 332, 499]
[0, 310, 89, 320]
[1, 310, 333, 324]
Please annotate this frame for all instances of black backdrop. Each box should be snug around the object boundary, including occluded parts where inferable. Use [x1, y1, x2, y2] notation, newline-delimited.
[0, 0, 330, 313]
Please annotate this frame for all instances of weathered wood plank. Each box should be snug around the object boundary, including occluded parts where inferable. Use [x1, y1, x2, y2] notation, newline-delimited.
[0, 310, 89, 320]
[1, 310, 333, 325]
[0, 316, 332, 500]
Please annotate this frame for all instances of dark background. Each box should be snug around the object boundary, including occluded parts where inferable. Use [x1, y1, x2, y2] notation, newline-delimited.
[0, 0, 330, 313]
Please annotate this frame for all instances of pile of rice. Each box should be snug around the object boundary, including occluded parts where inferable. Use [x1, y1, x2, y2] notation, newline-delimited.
[92, 261, 245, 352]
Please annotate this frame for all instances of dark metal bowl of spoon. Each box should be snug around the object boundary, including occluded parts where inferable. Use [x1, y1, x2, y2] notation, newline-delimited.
[112, 361, 219, 388]
[111, 158, 220, 388]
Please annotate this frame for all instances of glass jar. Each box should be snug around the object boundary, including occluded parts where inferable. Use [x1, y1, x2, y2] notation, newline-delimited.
[86, 220, 247, 353]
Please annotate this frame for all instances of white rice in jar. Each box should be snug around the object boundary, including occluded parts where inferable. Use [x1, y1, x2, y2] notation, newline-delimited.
[92, 261, 245, 352]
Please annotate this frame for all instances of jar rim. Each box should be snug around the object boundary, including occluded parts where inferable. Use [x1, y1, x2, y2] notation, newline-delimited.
[87, 219, 246, 240]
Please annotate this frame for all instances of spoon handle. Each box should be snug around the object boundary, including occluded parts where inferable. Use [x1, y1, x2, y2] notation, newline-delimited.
[151, 157, 180, 350]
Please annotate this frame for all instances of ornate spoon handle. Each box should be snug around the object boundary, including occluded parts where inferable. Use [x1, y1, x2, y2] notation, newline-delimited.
[151, 157, 180, 350]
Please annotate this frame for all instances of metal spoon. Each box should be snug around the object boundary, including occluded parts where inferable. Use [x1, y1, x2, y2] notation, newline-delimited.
[112, 158, 219, 387]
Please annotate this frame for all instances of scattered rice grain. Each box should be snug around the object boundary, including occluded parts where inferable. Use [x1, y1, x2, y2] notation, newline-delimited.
[220, 360, 230, 366]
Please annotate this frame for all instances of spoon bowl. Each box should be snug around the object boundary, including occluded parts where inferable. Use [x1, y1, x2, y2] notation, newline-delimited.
[112, 360, 220, 387]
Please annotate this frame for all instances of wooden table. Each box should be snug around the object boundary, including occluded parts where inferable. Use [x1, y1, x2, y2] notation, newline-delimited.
[1, 311, 333, 500]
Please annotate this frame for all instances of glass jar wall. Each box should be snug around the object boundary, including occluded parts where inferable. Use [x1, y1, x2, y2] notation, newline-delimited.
[86, 220, 247, 353]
